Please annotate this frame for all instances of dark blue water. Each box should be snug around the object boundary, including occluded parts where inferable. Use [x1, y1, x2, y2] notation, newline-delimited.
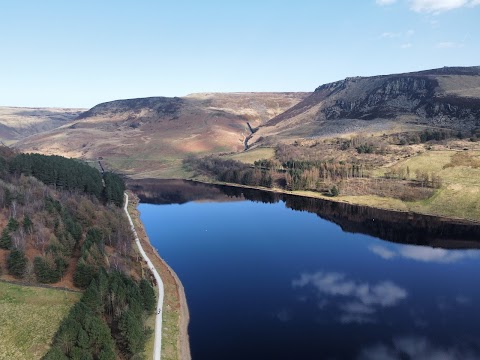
[137, 181, 480, 360]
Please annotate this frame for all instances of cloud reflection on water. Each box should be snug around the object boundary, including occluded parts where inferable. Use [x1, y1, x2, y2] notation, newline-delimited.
[369, 244, 480, 263]
[358, 336, 479, 360]
[292, 271, 407, 324]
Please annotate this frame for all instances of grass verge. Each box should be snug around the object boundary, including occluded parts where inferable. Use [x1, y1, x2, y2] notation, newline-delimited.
[127, 193, 190, 360]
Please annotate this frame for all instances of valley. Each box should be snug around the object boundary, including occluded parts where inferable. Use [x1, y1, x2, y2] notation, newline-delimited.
[14, 92, 308, 179]
[8, 66, 480, 222]
[4, 2, 480, 359]
[0, 107, 84, 145]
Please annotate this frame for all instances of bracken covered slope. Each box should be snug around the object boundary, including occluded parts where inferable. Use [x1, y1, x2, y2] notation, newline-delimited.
[252, 66, 480, 144]
[16, 92, 308, 177]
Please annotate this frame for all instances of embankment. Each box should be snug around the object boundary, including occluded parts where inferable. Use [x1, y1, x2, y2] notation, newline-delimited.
[126, 192, 191, 360]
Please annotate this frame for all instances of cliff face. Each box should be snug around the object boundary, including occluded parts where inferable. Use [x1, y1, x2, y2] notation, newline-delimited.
[256, 66, 480, 141]
[321, 75, 480, 128]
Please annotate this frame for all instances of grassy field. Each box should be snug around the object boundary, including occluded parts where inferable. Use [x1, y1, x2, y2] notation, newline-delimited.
[106, 156, 193, 180]
[201, 148, 480, 221]
[226, 147, 275, 164]
[396, 150, 480, 220]
[0, 282, 80, 360]
[351, 150, 480, 220]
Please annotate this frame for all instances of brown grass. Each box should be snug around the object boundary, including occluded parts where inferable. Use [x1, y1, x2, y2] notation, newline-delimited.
[443, 152, 480, 169]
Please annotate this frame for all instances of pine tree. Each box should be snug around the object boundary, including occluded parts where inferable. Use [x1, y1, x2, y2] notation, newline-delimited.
[0, 228, 12, 249]
[7, 218, 19, 232]
[7, 249, 27, 278]
[23, 215, 33, 234]
[140, 279, 156, 313]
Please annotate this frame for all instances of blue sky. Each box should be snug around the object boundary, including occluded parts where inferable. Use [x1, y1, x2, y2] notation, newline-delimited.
[1, 0, 479, 108]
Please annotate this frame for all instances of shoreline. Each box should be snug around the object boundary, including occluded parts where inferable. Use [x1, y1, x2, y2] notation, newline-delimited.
[184, 178, 480, 225]
[126, 191, 191, 360]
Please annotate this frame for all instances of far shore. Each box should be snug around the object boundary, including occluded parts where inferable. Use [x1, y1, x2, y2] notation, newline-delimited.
[142, 177, 480, 225]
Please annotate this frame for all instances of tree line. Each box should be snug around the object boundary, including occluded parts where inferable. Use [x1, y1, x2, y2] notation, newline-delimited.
[184, 150, 442, 200]
[8, 153, 124, 207]
[184, 155, 273, 188]
[44, 269, 156, 360]
[184, 155, 368, 193]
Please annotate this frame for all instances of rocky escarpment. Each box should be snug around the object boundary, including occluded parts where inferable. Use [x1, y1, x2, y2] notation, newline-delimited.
[258, 66, 480, 140]
[322, 76, 438, 120]
[322, 75, 480, 130]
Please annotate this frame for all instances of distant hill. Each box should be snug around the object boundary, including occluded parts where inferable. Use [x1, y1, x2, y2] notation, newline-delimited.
[251, 66, 480, 145]
[13, 66, 480, 179]
[15, 92, 309, 177]
[0, 107, 84, 144]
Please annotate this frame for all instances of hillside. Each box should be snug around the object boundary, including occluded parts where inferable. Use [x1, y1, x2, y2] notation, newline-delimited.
[10, 66, 480, 222]
[251, 66, 480, 145]
[0, 150, 160, 359]
[15, 93, 309, 178]
[0, 107, 84, 145]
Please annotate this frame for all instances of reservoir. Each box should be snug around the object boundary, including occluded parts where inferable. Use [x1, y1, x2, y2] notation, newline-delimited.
[134, 180, 480, 360]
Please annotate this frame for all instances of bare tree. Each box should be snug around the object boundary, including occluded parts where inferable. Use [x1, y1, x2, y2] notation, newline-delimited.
[10, 200, 17, 219]
[34, 226, 50, 255]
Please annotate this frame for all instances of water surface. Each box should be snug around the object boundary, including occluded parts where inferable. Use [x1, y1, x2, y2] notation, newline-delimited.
[136, 180, 480, 360]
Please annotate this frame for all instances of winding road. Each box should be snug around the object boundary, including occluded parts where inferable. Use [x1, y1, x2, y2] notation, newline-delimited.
[124, 193, 164, 360]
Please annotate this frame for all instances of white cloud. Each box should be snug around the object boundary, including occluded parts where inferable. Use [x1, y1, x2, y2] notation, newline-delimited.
[358, 336, 480, 360]
[369, 244, 480, 263]
[370, 245, 396, 259]
[376, 0, 397, 5]
[274, 308, 292, 322]
[400, 245, 475, 262]
[436, 41, 465, 48]
[381, 32, 402, 38]
[293, 272, 407, 323]
[455, 295, 471, 305]
[340, 313, 376, 324]
[358, 344, 400, 360]
[379, 30, 415, 47]
[341, 302, 376, 315]
[409, 0, 480, 13]
[293, 272, 407, 307]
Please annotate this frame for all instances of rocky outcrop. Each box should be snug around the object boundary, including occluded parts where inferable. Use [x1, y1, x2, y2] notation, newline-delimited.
[77, 97, 184, 120]
[260, 66, 480, 138]
[322, 76, 439, 121]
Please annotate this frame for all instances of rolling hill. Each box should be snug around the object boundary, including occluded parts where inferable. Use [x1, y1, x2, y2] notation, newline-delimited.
[0, 106, 84, 144]
[16, 92, 309, 178]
